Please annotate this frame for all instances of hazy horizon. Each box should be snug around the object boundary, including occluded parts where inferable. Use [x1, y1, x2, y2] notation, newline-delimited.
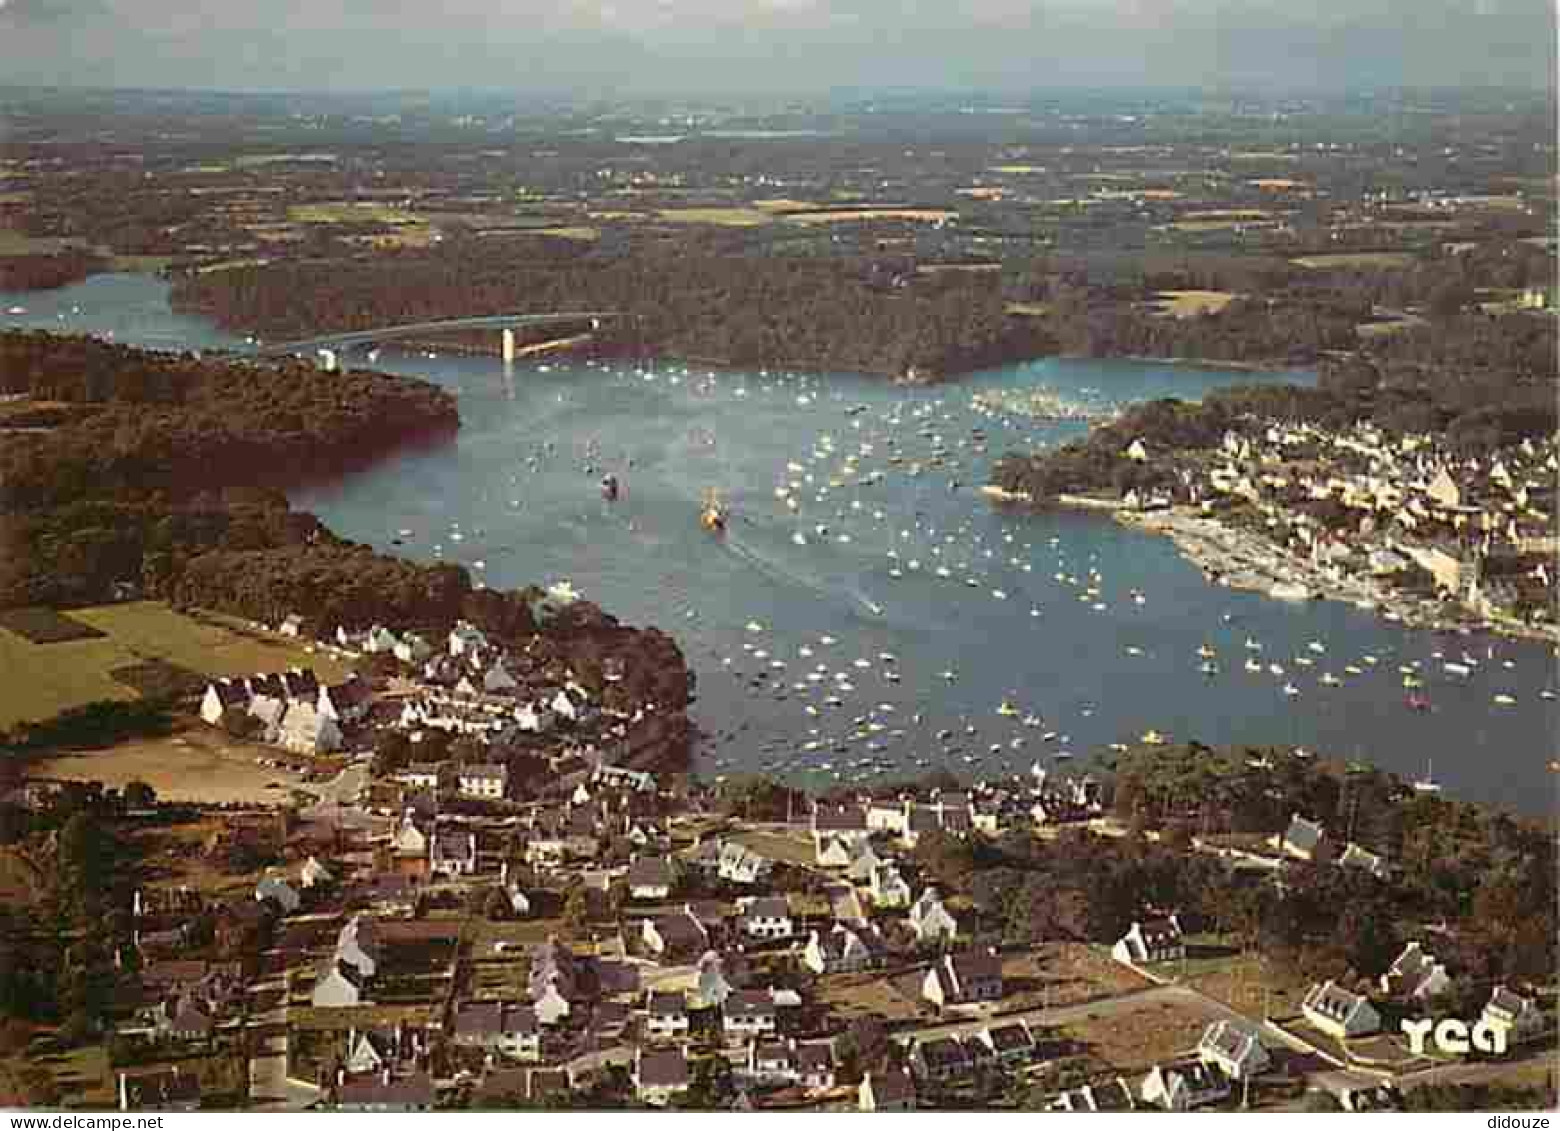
[0, 0, 1554, 99]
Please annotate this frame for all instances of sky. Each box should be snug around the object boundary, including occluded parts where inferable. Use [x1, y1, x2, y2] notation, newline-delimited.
[0, 0, 1553, 97]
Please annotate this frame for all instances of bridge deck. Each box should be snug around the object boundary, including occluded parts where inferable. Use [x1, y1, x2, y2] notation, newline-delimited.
[255, 312, 629, 356]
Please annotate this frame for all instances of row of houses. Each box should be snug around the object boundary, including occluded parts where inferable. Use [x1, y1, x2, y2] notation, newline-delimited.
[199, 669, 371, 753]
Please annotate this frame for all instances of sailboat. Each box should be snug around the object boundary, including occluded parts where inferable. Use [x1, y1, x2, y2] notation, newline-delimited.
[1412, 760, 1442, 794]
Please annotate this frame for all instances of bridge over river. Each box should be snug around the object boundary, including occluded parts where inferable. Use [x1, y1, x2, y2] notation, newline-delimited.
[254, 312, 632, 365]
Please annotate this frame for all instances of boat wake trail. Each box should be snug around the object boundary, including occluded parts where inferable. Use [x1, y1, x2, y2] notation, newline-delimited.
[720, 531, 918, 627]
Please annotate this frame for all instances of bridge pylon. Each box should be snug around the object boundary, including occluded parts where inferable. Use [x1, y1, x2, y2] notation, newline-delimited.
[502, 328, 516, 363]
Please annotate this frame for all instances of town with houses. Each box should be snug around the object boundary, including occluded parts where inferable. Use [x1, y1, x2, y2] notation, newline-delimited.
[46, 593, 1544, 1115]
[1082, 422, 1558, 644]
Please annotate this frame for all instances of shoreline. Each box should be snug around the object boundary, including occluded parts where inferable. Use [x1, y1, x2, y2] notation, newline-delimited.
[1059, 352, 1307, 375]
[1047, 496, 1560, 646]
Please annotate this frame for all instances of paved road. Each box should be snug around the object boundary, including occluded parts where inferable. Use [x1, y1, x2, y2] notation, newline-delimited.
[247, 973, 321, 1110]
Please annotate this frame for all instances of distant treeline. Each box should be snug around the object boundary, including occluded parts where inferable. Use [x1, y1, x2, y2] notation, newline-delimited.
[0, 250, 106, 292]
[169, 239, 1056, 380]
[991, 334, 1558, 503]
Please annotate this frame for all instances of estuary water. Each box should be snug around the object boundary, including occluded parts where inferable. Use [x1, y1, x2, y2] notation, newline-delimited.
[5, 274, 1557, 814]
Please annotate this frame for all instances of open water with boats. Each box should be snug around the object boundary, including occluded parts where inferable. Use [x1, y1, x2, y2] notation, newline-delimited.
[6, 274, 1557, 815]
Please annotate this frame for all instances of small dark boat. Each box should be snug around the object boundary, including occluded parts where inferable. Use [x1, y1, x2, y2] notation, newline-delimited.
[601, 474, 620, 502]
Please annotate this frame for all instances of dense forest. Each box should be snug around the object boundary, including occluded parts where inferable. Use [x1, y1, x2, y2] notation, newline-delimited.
[169, 239, 1056, 380]
[0, 331, 692, 719]
[0, 250, 106, 292]
[0, 331, 459, 509]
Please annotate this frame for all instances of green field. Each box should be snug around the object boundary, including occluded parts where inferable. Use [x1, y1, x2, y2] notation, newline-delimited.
[288, 202, 420, 225]
[0, 232, 72, 256]
[0, 601, 350, 729]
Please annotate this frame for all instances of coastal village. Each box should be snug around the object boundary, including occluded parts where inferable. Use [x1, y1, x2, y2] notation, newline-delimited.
[994, 415, 1560, 649]
[0, 81, 1555, 1117]
[12, 584, 1543, 1114]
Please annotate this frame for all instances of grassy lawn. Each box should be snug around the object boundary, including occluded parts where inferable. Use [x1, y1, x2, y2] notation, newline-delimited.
[1057, 998, 1221, 1076]
[1293, 252, 1417, 269]
[786, 208, 957, 225]
[727, 830, 816, 867]
[656, 207, 775, 227]
[288, 203, 419, 225]
[0, 607, 106, 644]
[998, 943, 1151, 1013]
[815, 967, 930, 1025]
[0, 232, 73, 255]
[292, 1004, 440, 1030]
[38, 725, 306, 807]
[47, 1043, 114, 1109]
[1179, 941, 1311, 1018]
[1154, 290, 1240, 317]
[0, 600, 350, 729]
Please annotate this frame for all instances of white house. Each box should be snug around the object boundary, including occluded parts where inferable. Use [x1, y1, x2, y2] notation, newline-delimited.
[922, 950, 1003, 1008]
[846, 840, 885, 882]
[312, 962, 365, 1008]
[802, 924, 883, 976]
[717, 841, 773, 886]
[482, 660, 518, 696]
[645, 991, 690, 1040]
[451, 1002, 541, 1062]
[200, 679, 249, 725]
[975, 1022, 1037, 1065]
[255, 874, 301, 914]
[278, 701, 342, 755]
[335, 915, 381, 978]
[300, 856, 334, 890]
[859, 1069, 916, 1112]
[866, 798, 909, 836]
[391, 811, 431, 857]
[458, 764, 508, 800]
[429, 831, 478, 878]
[318, 677, 372, 725]
[1273, 813, 1329, 862]
[908, 888, 958, 945]
[739, 896, 793, 941]
[400, 764, 442, 793]
[1112, 917, 1185, 965]
[722, 990, 778, 1040]
[363, 626, 400, 655]
[1301, 981, 1381, 1039]
[1196, 1020, 1270, 1081]
[815, 837, 853, 868]
[634, 1047, 690, 1106]
[869, 863, 912, 909]
[1480, 986, 1545, 1051]
[550, 689, 579, 722]
[394, 634, 433, 665]
[1141, 1059, 1231, 1111]
[448, 622, 487, 657]
[1378, 941, 1451, 1001]
[515, 702, 554, 733]
[692, 951, 737, 1009]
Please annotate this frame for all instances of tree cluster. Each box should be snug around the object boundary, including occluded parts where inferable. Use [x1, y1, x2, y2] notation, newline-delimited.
[169, 239, 1055, 380]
